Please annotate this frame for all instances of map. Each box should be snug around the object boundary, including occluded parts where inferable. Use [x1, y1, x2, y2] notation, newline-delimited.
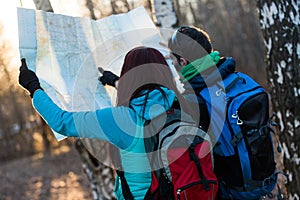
[18, 7, 167, 140]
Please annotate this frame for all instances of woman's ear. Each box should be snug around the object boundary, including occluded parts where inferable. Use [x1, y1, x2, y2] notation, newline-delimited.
[179, 58, 188, 66]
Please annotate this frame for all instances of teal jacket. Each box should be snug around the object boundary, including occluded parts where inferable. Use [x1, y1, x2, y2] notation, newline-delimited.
[32, 88, 176, 199]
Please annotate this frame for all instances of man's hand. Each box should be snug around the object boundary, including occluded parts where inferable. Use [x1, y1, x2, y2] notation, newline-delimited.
[19, 58, 43, 97]
[98, 68, 119, 87]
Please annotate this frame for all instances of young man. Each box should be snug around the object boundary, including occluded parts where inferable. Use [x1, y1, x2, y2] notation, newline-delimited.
[168, 26, 236, 133]
[168, 26, 281, 200]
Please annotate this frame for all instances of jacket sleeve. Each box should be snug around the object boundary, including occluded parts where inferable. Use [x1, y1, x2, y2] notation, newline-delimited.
[32, 89, 134, 149]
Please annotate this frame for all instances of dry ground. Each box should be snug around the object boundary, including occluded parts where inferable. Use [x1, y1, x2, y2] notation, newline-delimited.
[0, 143, 94, 200]
[0, 138, 287, 200]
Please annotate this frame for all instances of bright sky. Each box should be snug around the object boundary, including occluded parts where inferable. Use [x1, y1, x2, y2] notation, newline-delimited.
[0, 0, 87, 47]
[0, 0, 35, 70]
[0, 0, 35, 46]
[0, 0, 86, 70]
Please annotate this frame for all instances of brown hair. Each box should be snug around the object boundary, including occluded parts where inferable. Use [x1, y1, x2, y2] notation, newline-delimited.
[116, 46, 199, 123]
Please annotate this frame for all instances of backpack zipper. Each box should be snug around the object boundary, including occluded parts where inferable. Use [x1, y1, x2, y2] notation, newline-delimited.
[176, 180, 217, 200]
[231, 111, 244, 125]
[226, 86, 263, 134]
[232, 91, 266, 127]
[226, 90, 265, 145]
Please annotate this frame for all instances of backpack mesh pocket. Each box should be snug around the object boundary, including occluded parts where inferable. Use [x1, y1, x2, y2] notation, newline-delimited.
[238, 92, 276, 180]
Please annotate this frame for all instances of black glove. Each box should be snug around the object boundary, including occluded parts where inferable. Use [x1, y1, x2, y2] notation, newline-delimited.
[19, 58, 43, 98]
[98, 70, 119, 87]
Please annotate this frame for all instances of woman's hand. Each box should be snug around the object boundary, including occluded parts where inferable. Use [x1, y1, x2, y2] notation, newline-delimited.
[98, 68, 119, 88]
[18, 58, 43, 97]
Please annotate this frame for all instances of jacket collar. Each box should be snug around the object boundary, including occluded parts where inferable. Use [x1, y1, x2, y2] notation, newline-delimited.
[183, 57, 236, 93]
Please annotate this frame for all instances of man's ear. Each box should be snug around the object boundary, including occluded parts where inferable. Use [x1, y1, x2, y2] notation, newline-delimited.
[180, 58, 188, 66]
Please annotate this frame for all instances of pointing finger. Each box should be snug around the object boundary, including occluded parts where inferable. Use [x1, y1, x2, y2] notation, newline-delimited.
[98, 67, 104, 74]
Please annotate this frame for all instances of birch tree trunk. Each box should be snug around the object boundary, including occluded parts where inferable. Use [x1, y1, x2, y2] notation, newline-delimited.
[152, 0, 178, 28]
[257, 0, 300, 198]
[152, 0, 178, 44]
[32, 0, 53, 12]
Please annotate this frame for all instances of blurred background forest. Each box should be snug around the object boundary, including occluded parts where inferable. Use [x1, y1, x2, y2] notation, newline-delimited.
[0, 0, 266, 163]
[0, 0, 298, 199]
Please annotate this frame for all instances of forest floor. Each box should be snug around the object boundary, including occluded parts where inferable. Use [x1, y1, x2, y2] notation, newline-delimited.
[0, 142, 94, 200]
[0, 138, 287, 200]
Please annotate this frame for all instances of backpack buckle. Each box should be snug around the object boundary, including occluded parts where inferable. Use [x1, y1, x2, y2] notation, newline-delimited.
[230, 132, 243, 147]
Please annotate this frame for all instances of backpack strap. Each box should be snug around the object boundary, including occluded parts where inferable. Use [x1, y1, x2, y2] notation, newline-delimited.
[189, 144, 210, 191]
[230, 113, 283, 153]
[225, 74, 245, 93]
[230, 122, 272, 147]
[114, 109, 181, 200]
[116, 169, 134, 200]
[110, 145, 134, 200]
[230, 131, 244, 147]
[215, 73, 245, 96]
[224, 171, 286, 193]
[269, 112, 282, 153]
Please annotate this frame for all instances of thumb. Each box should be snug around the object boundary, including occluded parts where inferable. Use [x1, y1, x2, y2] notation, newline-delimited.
[20, 58, 28, 71]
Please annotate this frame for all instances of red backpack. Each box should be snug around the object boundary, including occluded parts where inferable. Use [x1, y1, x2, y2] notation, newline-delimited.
[116, 108, 218, 200]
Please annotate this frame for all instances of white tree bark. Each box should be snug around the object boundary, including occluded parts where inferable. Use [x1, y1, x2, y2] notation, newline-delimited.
[32, 0, 53, 12]
[152, 0, 178, 43]
[257, 0, 300, 198]
[152, 0, 178, 28]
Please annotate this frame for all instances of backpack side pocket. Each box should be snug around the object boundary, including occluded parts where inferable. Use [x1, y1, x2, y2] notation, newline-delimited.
[238, 92, 276, 180]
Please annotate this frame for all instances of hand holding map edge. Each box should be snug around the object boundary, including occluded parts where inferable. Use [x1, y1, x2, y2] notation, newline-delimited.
[98, 68, 119, 88]
[19, 58, 43, 98]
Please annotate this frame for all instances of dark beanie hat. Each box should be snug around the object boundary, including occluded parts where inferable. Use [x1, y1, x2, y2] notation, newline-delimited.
[168, 26, 213, 62]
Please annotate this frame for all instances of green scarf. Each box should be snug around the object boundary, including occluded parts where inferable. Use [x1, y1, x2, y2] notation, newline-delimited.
[180, 51, 220, 82]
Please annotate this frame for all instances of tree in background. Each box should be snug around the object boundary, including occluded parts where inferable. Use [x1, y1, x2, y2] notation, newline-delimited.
[0, 23, 40, 160]
[0, 24, 15, 135]
[173, 0, 267, 88]
[153, 0, 177, 28]
[257, 0, 300, 198]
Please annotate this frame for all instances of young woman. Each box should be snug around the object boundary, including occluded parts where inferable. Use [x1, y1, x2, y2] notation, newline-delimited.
[18, 46, 199, 200]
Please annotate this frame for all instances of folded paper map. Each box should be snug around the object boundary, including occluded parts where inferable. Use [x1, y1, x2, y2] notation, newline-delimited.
[18, 7, 166, 140]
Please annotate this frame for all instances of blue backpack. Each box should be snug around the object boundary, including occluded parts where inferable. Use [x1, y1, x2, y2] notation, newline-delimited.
[199, 72, 282, 199]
